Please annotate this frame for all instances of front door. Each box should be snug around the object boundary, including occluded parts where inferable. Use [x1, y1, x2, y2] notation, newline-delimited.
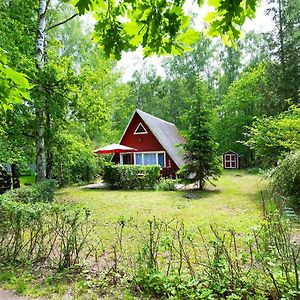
[121, 153, 131, 165]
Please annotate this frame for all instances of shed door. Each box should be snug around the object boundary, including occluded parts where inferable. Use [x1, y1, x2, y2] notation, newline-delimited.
[224, 154, 236, 169]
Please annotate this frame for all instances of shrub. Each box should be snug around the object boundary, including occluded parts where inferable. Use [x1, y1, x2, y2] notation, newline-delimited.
[2, 179, 58, 203]
[0, 198, 94, 268]
[158, 179, 177, 191]
[270, 151, 300, 207]
[132, 213, 300, 300]
[102, 164, 160, 190]
[33, 179, 58, 202]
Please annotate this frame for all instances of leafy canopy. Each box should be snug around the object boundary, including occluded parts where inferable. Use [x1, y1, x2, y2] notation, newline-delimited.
[244, 104, 300, 166]
[70, 0, 258, 58]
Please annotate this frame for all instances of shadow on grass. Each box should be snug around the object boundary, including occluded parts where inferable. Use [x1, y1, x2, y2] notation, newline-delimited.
[181, 188, 222, 200]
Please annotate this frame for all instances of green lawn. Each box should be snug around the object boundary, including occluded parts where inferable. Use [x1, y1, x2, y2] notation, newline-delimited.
[57, 170, 266, 236]
[20, 175, 35, 186]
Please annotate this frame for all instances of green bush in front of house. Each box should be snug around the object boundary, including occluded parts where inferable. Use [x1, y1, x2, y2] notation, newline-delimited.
[2, 179, 58, 203]
[102, 163, 160, 190]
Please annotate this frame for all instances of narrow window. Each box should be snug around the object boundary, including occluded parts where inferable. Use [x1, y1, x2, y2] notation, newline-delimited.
[135, 153, 143, 165]
[158, 153, 165, 167]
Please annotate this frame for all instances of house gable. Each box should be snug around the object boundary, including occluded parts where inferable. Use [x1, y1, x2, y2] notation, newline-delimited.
[120, 112, 165, 152]
[112, 110, 185, 176]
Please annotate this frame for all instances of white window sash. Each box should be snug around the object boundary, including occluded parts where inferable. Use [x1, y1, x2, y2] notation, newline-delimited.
[134, 151, 166, 167]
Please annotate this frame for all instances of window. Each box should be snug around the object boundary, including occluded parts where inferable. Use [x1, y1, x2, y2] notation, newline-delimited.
[144, 153, 156, 165]
[158, 153, 164, 167]
[135, 153, 142, 165]
[224, 154, 237, 169]
[134, 152, 165, 167]
[134, 122, 147, 134]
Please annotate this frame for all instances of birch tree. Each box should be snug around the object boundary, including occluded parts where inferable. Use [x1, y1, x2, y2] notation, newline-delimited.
[34, 0, 78, 181]
[35, 0, 47, 181]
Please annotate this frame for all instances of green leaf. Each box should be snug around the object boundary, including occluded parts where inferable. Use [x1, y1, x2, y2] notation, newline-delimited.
[208, 0, 221, 7]
[75, 0, 93, 15]
[177, 28, 200, 46]
[124, 20, 140, 36]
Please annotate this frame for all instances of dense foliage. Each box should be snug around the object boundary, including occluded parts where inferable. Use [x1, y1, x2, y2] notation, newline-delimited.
[245, 104, 300, 166]
[0, 197, 93, 269]
[158, 178, 177, 191]
[103, 163, 160, 190]
[0, 48, 31, 111]
[2, 179, 57, 203]
[269, 151, 300, 207]
[73, 0, 258, 57]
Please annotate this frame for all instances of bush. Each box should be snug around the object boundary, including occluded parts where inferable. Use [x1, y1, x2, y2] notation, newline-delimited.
[2, 179, 58, 203]
[133, 213, 300, 300]
[0, 198, 93, 268]
[34, 179, 58, 202]
[102, 164, 160, 190]
[270, 151, 300, 207]
[158, 179, 177, 191]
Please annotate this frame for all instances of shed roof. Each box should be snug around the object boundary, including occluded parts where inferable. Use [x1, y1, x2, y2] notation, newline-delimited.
[121, 109, 186, 168]
[223, 150, 240, 155]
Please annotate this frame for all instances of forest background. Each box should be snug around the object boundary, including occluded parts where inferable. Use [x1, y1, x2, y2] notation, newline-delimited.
[0, 0, 299, 185]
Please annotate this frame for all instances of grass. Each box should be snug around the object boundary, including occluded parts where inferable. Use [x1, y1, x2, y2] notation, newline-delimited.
[0, 171, 269, 299]
[20, 175, 35, 187]
[58, 170, 266, 236]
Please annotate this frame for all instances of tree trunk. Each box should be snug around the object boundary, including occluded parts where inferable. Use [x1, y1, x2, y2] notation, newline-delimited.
[11, 163, 20, 189]
[58, 160, 64, 187]
[36, 108, 46, 181]
[35, 0, 48, 181]
[278, 0, 285, 75]
[46, 150, 54, 179]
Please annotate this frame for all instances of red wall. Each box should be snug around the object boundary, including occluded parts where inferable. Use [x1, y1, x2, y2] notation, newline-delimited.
[112, 112, 178, 177]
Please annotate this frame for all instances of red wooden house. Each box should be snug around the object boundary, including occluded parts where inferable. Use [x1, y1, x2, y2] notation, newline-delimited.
[112, 109, 185, 178]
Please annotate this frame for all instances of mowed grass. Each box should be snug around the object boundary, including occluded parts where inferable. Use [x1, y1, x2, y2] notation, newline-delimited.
[20, 175, 35, 186]
[57, 170, 266, 236]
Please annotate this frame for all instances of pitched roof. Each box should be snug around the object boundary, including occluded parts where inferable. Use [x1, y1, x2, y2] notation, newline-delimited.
[134, 109, 186, 168]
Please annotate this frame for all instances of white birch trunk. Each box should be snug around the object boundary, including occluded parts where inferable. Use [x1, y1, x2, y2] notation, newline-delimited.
[35, 0, 48, 181]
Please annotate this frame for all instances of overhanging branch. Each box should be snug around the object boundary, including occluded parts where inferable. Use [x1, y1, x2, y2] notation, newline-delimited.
[47, 13, 78, 31]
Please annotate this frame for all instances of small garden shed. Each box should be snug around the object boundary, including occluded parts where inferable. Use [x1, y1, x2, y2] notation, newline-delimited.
[223, 150, 240, 169]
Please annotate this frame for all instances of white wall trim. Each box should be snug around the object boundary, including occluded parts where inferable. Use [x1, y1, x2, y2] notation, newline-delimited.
[134, 122, 148, 135]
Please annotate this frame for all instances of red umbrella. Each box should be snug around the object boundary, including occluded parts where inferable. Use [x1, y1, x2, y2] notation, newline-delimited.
[94, 143, 138, 154]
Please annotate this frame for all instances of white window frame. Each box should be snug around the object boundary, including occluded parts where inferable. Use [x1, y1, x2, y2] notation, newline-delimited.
[134, 122, 148, 135]
[134, 151, 166, 167]
[224, 154, 238, 169]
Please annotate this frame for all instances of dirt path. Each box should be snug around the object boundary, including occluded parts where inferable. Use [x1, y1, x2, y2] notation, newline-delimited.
[0, 290, 31, 300]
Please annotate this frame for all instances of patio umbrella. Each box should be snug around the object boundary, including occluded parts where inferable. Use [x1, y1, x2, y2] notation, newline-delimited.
[94, 143, 138, 154]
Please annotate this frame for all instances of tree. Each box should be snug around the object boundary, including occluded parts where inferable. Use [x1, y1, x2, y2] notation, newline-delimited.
[265, 0, 300, 106]
[244, 104, 300, 166]
[179, 96, 221, 190]
[213, 63, 277, 165]
[0, 0, 120, 183]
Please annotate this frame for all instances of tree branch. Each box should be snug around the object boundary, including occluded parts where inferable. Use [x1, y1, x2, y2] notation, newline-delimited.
[47, 13, 78, 31]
